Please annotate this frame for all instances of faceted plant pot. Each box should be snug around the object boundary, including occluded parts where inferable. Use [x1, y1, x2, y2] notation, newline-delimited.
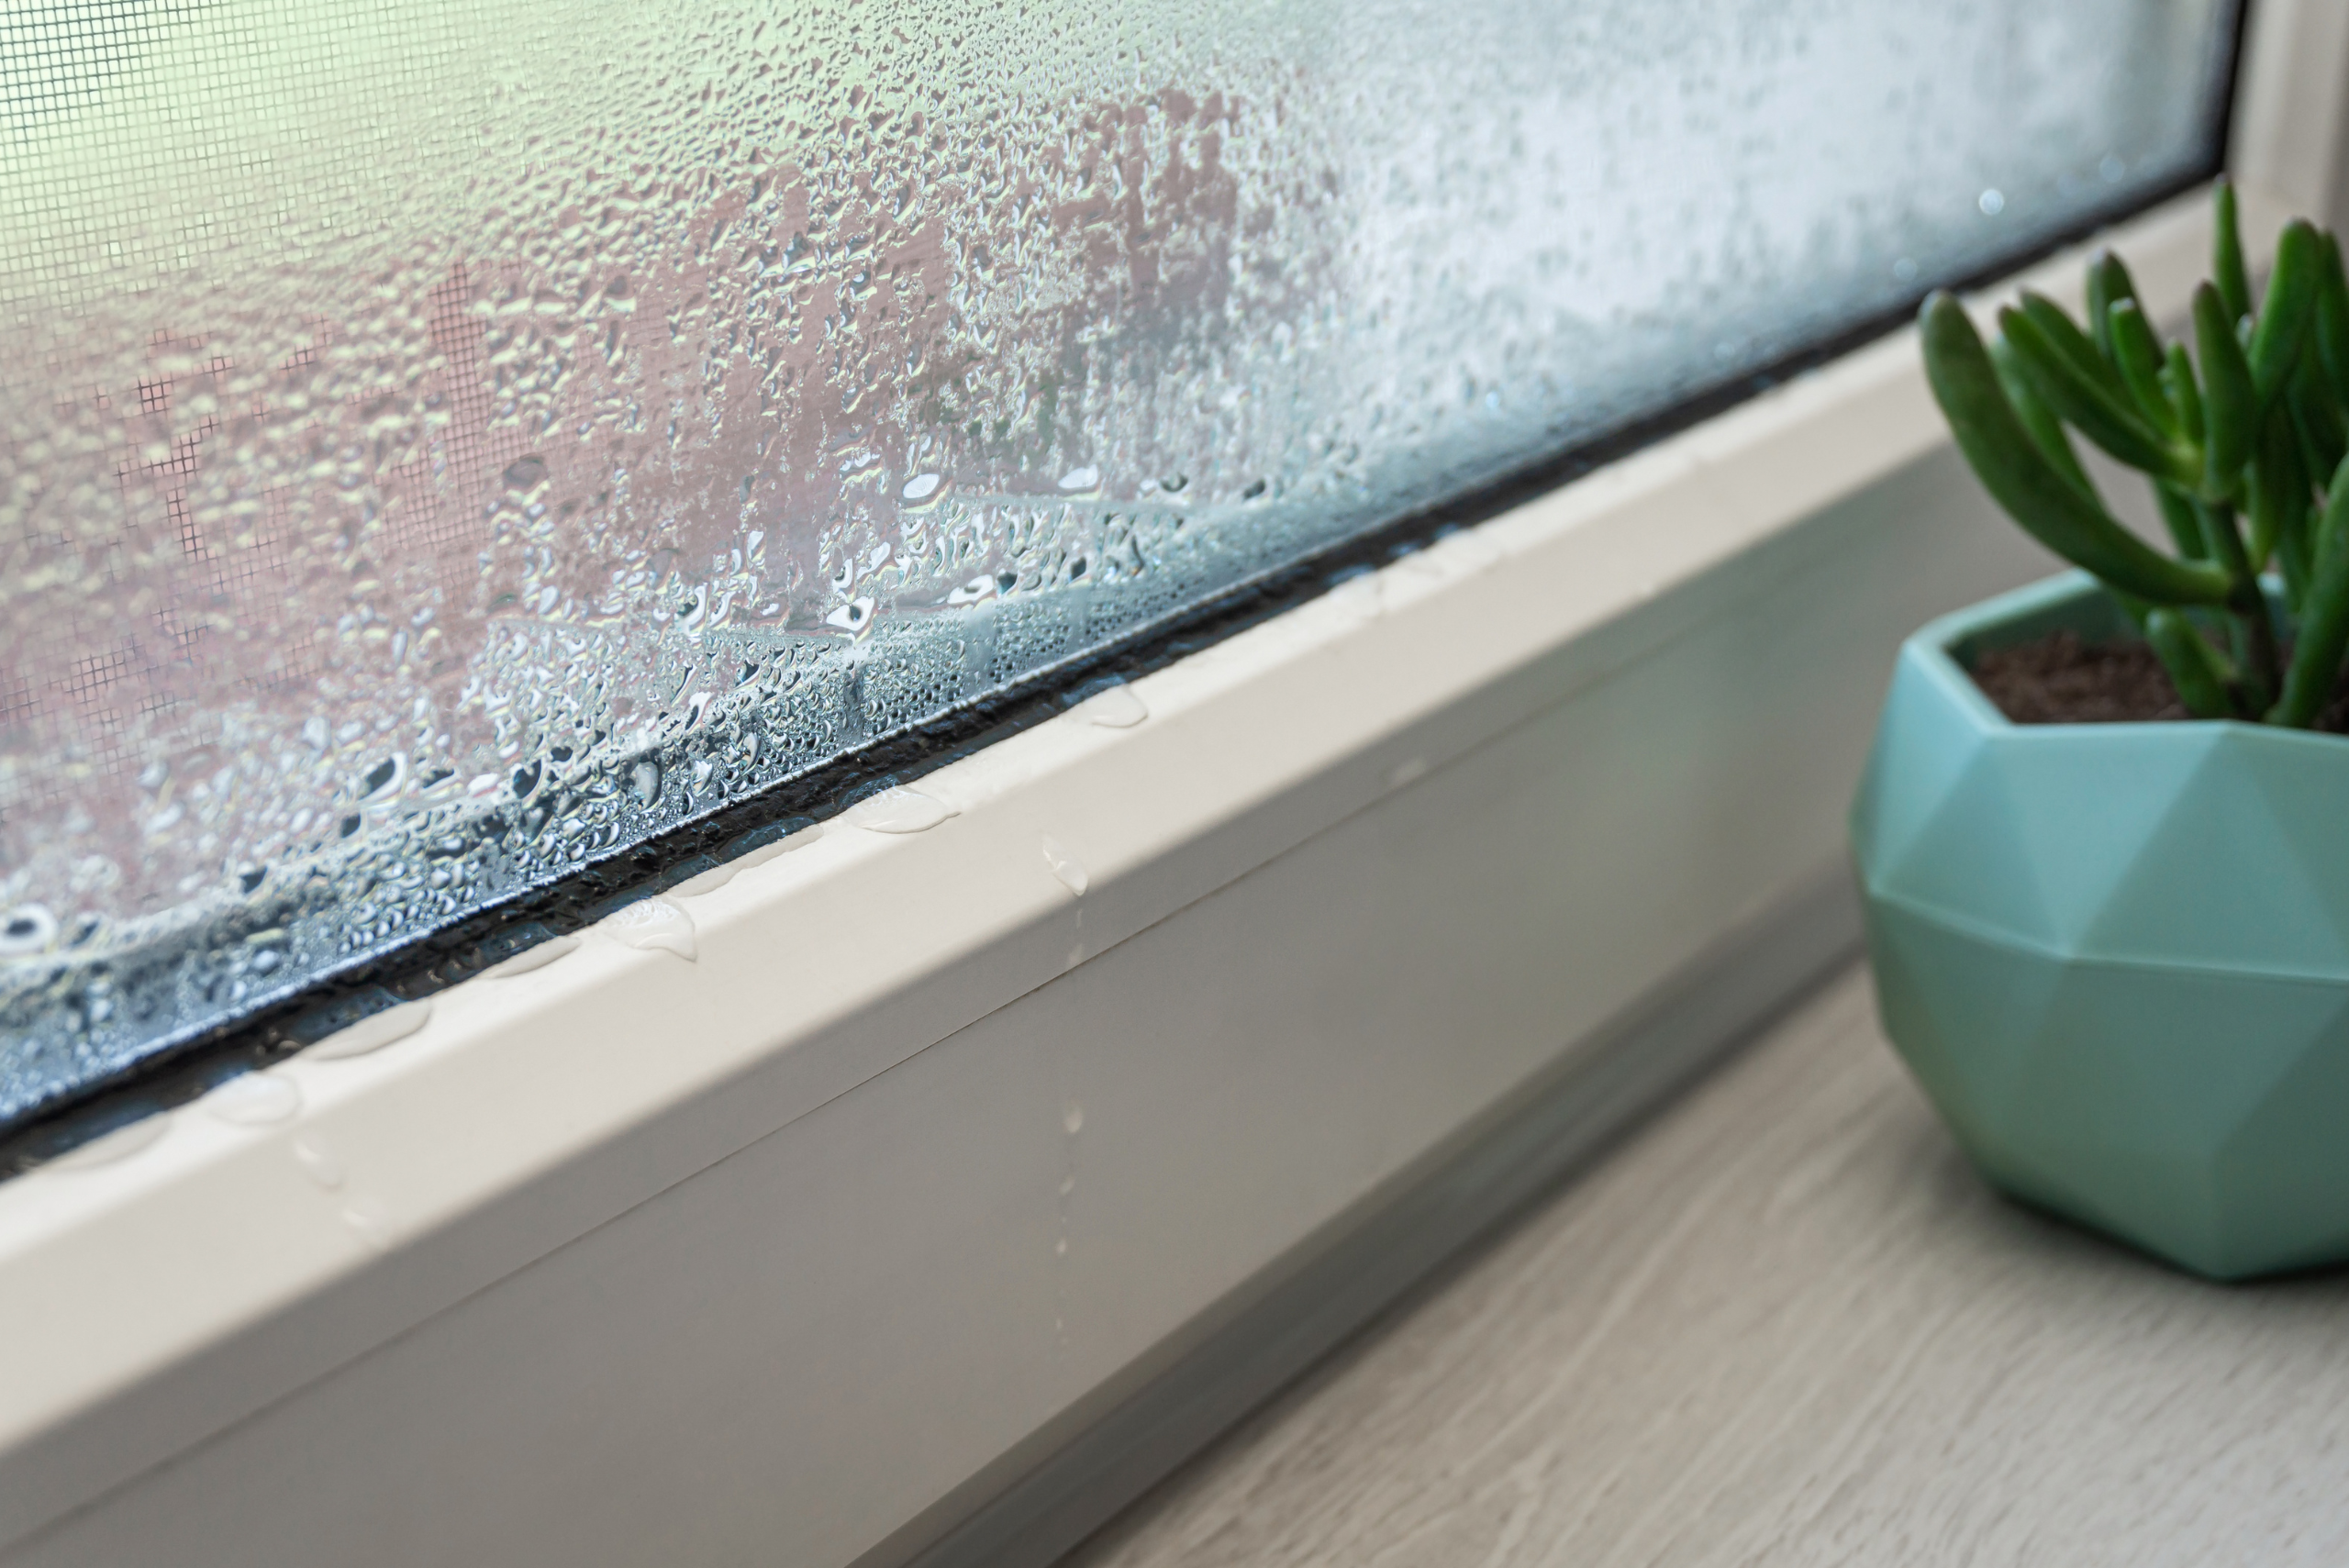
[1851, 571, 2349, 1280]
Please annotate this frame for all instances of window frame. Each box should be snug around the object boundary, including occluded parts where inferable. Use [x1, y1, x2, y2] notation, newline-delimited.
[0, 3, 2337, 1560]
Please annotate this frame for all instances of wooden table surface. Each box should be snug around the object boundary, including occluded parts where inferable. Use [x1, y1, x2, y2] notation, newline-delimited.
[1060, 966, 2349, 1568]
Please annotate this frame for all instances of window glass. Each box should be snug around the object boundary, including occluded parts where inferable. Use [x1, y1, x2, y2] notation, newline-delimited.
[0, 0, 2239, 1132]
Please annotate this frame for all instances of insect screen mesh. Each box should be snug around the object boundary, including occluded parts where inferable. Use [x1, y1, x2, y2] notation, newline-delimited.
[0, 0, 2236, 1129]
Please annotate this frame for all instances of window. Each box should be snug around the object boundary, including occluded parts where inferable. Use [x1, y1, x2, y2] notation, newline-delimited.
[0, 0, 2241, 1145]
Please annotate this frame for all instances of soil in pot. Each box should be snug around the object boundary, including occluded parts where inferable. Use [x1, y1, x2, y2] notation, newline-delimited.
[1969, 629, 2349, 730]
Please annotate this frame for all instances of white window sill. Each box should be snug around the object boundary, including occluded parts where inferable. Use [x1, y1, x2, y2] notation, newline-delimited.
[0, 186, 2291, 1566]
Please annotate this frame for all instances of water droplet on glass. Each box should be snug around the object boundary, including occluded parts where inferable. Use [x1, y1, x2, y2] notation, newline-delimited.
[1063, 1101, 1085, 1136]
[630, 760, 662, 806]
[825, 595, 876, 634]
[360, 755, 406, 798]
[206, 1071, 302, 1126]
[603, 896, 697, 961]
[1041, 834, 1088, 896]
[306, 998, 433, 1061]
[946, 575, 997, 606]
[845, 787, 954, 834]
[0, 904, 60, 957]
[1058, 465, 1101, 492]
[1978, 187, 2006, 216]
[292, 1137, 347, 1190]
[902, 472, 942, 502]
[1386, 756, 1430, 789]
[50, 1114, 170, 1170]
[483, 933, 580, 978]
[1063, 684, 1147, 728]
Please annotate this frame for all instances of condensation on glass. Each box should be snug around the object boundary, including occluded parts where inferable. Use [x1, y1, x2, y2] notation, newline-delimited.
[0, 1, 2236, 1124]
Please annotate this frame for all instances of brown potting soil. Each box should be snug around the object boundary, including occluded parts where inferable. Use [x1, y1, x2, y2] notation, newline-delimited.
[1968, 629, 2349, 731]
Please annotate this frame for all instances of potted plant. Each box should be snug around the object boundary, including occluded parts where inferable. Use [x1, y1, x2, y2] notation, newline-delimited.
[1852, 182, 2349, 1280]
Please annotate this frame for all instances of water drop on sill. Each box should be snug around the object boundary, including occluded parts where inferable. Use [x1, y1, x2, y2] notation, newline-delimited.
[603, 896, 697, 962]
[206, 1072, 302, 1126]
[669, 862, 738, 899]
[845, 787, 954, 834]
[341, 1200, 399, 1252]
[1064, 684, 1147, 728]
[736, 828, 821, 869]
[1041, 835, 1088, 896]
[292, 1137, 347, 1190]
[306, 998, 433, 1061]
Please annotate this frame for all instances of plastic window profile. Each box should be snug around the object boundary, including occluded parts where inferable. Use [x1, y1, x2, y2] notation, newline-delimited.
[0, 180, 2296, 1552]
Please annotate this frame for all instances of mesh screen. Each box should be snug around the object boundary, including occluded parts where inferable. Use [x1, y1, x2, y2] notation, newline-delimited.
[0, 0, 2237, 1131]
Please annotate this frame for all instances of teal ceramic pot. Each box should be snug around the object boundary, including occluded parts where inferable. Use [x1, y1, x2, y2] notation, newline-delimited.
[1852, 571, 2349, 1280]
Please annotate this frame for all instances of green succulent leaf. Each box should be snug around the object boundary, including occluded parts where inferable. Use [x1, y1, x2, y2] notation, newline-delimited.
[2154, 483, 2209, 560]
[2317, 230, 2349, 408]
[2247, 405, 2307, 572]
[2215, 177, 2254, 324]
[2017, 291, 2129, 396]
[2147, 609, 2237, 719]
[1989, 334, 2097, 502]
[2289, 351, 2347, 484]
[2000, 305, 2199, 486]
[2271, 457, 2349, 726]
[1919, 293, 2228, 606]
[2194, 281, 2258, 498]
[2201, 496, 2284, 707]
[2163, 342, 2206, 443]
[2250, 220, 2322, 406]
[2280, 517, 2315, 607]
[2105, 298, 2176, 434]
[2087, 250, 2141, 363]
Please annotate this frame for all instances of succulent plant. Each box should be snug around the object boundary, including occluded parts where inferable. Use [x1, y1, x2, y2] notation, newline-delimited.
[1921, 180, 2349, 727]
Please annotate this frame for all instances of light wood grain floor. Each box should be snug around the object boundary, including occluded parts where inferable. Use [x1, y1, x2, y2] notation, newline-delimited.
[1059, 965, 2349, 1568]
